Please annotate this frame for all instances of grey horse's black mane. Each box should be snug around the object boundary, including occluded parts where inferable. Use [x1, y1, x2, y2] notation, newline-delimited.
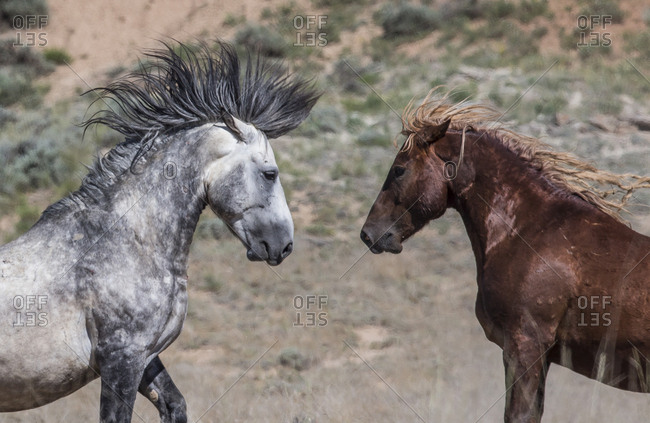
[40, 40, 319, 219]
[84, 40, 320, 142]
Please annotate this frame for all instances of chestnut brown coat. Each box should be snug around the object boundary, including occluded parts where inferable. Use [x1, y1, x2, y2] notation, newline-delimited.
[361, 93, 650, 423]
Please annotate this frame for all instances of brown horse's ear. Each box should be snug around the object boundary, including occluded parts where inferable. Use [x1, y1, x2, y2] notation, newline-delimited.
[420, 118, 451, 144]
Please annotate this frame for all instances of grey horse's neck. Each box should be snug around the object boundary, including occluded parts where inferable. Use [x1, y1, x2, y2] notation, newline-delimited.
[36, 129, 208, 277]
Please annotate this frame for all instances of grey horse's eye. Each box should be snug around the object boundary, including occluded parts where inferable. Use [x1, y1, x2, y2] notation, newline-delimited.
[263, 169, 278, 181]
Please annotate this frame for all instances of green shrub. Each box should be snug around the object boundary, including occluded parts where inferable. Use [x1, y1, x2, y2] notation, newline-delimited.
[341, 93, 386, 113]
[312, 0, 368, 6]
[278, 347, 311, 371]
[0, 0, 48, 26]
[0, 68, 34, 106]
[0, 137, 68, 193]
[330, 58, 380, 95]
[507, 27, 540, 59]
[43, 48, 72, 65]
[235, 24, 288, 57]
[0, 40, 53, 75]
[515, 0, 550, 23]
[578, 0, 624, 24]
[296, 104, 345, 136]
[461, 46, 501, 68]
[203, 274, 223, 293]
[484, 0, 516, 20]
[624, 31, 650, 61]
[481, 19, 512, 39]
[223, 14, 245, 27]
[440, 0, 484, 21]
[357, 126, 390, 146]
[375, 3, 440, 38]
[533, 93, 567, 116]
[0, 106, 15, 126]
[531, 26, 548, 39]
[305, 223, 334, 236]
[591, 93, 622, 115]
[0, 40, 52, 107]
[578, 43, 612, 60]
[13, 196, 41, 236]
[260, 7, 273, 20]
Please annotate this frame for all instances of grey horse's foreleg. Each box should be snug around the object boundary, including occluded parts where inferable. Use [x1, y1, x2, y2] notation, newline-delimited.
[98, 352, 145, 423]
[138, 356, 187, 423]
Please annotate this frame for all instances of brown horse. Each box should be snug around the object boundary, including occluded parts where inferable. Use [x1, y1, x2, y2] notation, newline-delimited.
[360, 91, 650, 423]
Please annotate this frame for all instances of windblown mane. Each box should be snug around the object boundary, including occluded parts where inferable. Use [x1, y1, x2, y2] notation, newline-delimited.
[41, 40, 319, 219]
[401, 89, 650, 222]
[84, 40, 320, 141]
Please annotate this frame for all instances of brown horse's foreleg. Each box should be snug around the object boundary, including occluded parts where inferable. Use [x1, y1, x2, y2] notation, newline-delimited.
[502, 338, 551, 423]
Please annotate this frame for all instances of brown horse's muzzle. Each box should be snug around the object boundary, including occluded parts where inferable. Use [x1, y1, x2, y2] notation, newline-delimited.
[360, 224, 403, 254]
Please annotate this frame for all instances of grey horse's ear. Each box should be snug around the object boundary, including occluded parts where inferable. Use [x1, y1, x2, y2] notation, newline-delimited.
[422, 118, 451, 144]
[221, 112, 244, 141]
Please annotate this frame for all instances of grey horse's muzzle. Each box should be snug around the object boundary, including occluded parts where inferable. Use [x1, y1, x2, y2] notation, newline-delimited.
[246, 236, 293, 266]
[242, 210, 294, 266]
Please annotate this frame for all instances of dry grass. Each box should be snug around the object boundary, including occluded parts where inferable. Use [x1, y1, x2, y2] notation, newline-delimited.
[5, 205, 650, 422]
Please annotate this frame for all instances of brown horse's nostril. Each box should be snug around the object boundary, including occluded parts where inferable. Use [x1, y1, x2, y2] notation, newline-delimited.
[360, 230, 372, 246]
[281, 241, 293, 259]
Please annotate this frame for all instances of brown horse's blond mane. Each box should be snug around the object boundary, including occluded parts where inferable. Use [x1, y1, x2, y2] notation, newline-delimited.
[401, 89, 650, 223]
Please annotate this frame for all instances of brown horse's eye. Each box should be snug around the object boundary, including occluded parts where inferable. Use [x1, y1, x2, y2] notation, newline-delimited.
[394, 166, 406, 177]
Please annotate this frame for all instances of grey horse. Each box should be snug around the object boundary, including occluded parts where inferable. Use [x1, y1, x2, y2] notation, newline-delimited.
[0, 42, 319, 422]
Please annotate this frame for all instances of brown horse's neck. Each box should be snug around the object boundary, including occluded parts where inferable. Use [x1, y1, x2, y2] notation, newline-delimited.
[446, 132, 598, 273]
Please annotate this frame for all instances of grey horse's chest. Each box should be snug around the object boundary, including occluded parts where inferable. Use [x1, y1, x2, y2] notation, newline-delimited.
[84, 266, 189, 352]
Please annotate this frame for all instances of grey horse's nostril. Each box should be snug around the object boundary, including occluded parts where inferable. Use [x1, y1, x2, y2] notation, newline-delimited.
[360, 230, 371, 245]
[281, 242, 293, 259]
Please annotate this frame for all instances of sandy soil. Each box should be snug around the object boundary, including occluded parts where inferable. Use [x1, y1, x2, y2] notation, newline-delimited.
[39, 0, 283, 103]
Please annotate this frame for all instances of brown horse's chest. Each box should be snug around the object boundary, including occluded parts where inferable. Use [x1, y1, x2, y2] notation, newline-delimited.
[473, 263, 573, 349]
[473, 275, 518, 348]
[474, 291, 505, 347]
